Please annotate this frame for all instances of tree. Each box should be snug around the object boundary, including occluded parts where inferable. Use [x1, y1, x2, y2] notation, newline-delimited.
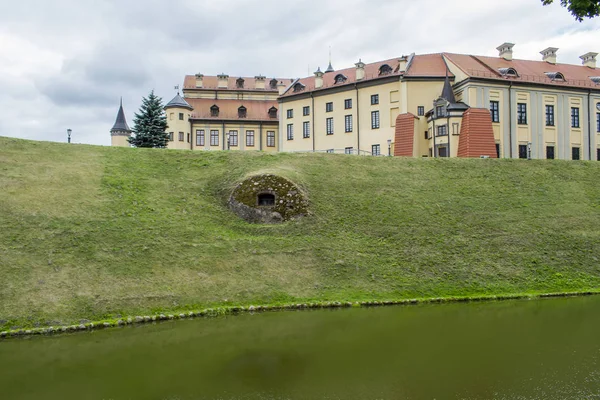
[128, 90, 169, 148]
[542, 0, 600, 21]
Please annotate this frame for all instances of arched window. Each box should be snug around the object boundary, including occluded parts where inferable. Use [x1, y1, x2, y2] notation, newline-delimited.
[258, 193, 275, 206]
[334, 74, 348, 84]
[545, 72, 565, 81]
[236, 78, 245, 88]
[238, 105, 247, 118]
[270, 79, 278, 89]
[210, 105, 219, 117]
[268, 106, 277, 118]
[293, 82, 305, 92]
[499, 67, 518, 77]
[379, 64, 393, 76]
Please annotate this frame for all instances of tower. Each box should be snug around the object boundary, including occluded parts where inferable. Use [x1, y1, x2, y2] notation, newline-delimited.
[110, 98, 132, 147]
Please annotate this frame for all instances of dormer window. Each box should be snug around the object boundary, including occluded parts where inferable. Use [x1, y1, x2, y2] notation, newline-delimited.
[270, 79, 278, 89]
[498, 67, 519, 77]
[236, 78, 245, 88]
[545, 72, 565, 81]
[334, 74, 348, 84]
[591, 77, 600, 85]
[379, 64, 393, 76]
[238, 105, 247, 118]
[210, 105, 219, 117]
[293, 82, 305, 92]
[268, 106, 277, 118]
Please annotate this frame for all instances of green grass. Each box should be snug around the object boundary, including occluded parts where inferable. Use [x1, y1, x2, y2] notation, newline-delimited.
[1, 136, 600, 330]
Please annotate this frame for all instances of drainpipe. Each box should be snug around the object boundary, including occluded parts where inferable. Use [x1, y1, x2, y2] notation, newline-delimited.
[446, 112, 451, 158]
[432, 115, 436, 158]
[189, 119, 193, 150]
[311, 93, 315, 152]
[355, 83, 360, 154]
[508, 82, 513, 158]
[222, 122, 226, 150]
[259, 122, 263, 151]
[588, 89, 592, 160]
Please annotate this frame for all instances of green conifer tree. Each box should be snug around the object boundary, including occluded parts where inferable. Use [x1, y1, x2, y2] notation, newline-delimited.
[128, 91, 169, 148]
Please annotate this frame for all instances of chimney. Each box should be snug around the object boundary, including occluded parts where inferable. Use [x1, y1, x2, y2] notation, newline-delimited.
[277, 81, 287, 95]
[398, 56, 408, 72]
[255, 75, 266, 89]
[580, 52, 598, 69]
[217, 73, 229, 88]
[355, 59, 366, 81]
[540, 47, 558, 64]
[195, 73, 203, 88]
[496, 43, 515, 61]
[314, 67, 324, 89]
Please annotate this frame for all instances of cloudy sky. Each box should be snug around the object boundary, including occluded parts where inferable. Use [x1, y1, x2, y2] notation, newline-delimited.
[1, 0, 599, 146]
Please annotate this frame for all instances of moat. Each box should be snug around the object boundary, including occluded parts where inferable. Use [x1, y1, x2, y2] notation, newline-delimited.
[1, 296, 599, 399]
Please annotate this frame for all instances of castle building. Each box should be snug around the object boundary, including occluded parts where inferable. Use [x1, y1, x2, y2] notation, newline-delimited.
[112, 43, 600, 160]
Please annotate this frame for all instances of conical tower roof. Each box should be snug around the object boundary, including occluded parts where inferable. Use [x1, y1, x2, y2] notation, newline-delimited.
[325, 62, 334, 73]
[165, 93, 193, 110]
[111, 99, 131, 132]
[440, 75, 456, 104]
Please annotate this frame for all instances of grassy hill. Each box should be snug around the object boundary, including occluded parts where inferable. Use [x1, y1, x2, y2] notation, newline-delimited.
[1, 136, 600, 330]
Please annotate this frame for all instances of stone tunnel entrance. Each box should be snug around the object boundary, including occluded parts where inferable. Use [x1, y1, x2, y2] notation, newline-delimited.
[257, 193, 276, 207]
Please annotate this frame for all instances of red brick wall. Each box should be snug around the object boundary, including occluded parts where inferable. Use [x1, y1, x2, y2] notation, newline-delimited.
[457, 108, 498, 158]
[394, 113, 417, 157]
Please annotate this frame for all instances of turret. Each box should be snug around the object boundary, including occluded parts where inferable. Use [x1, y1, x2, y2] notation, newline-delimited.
[110, 98, 132, 147]
[164, 92, 194, 149]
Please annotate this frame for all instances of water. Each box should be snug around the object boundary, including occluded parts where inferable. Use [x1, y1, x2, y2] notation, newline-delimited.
[1, 296, 599, 399]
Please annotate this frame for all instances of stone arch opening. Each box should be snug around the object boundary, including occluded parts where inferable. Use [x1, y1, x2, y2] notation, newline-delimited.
[258, 193, 275, 207]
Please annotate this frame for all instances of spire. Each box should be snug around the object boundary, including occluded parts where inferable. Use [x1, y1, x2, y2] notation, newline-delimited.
[111, 99, 131, 132]
[440, 74, 456, 104]
[165, 93, 193, 110]
[325, 46, 334, 73]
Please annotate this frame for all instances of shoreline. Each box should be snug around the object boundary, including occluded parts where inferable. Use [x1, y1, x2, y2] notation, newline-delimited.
[2, 289, 599, 339]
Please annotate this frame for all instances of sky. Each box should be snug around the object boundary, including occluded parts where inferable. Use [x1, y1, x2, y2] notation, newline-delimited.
[1, 0, 599, 146]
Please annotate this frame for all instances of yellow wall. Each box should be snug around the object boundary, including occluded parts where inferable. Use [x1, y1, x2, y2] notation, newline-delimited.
[111, 134, 130, 147]
[165, 106, 193, 150]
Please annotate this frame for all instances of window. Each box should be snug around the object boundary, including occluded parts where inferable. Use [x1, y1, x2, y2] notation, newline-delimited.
[303, 121, 310, 138]
[546, 146, 555, 159]
[293, 83, 305, 92]
[179, 113, 184, 121]
[334, 74, 347, 84]
[425, 130, 429, 140]
[270, 79, 278, 89]
[597, 148, 600, 161]
[517, 103, 527, 125]
[303, 106, 310, 116]
[287, 124, 294, 140]
[417, 106, 424, 116]
[210, 130, 219, 146]
[518, 144, 528, 159]
[267, 131, 275, 147]
[379, 64, 393, 76]
[326, 117, 334, 135]
[546, 105, 555, 126]
[269, 107, 277, 119]
[326, 149, 334, 154]
[258, 193, 275, 206]
[344, 99, 352, 109]
[236, 78, 244, 88]
[436, 105, 445, 117]
[437, 125, 447, 136]
[246, 130, 255, 147]
[210, 105, 219, 117]
[597, 113, 600, 132]
[287, 109, 293, 119]
[572, 147, 580, 160]
[238, 106, 247, 118]
[187, 133, 190, 143]
[371, 111, 380, 129]
[372, 144, 381, 156]
[571, 107, 580, 128]
[168, 132, 174, 141]
[438, 147, 448, 157]
[229, 130, 238, 147]
[499, 67, 518, 77]
[345, 115, 353, 133]
[371, 94, 379, 105]
[326, 102, 333, 112]
[196, 130, 205, 146]
[490, 101, 499, 123]
[345, 147, 353, 155]
[496, 143, 501, 158]
[427, 128, 432, 139]
[178, 132, 184, 142]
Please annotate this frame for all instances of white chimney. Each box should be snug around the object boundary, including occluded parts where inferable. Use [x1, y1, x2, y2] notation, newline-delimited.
[398, 56, 408, 72]
[580, 52, 598, 69]
[355, 59, 366, 81]
[195, 73, 203, 88]
[496, 43, 515, 61]
[541, 47, 558, 64]
[255, 75, 266, 89]
[277, 81, 287, 95]
[314, 67, 324, 89]
[217, 73, 229, 88]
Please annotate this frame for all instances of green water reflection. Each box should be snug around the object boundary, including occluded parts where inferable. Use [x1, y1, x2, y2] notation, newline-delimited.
[1, 296, 599, 399]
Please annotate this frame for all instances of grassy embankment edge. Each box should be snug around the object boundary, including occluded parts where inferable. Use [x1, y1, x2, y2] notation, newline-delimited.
[2, 290, 599, 339]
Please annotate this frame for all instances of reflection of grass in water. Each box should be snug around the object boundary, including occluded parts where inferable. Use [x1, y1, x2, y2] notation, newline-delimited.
[1, 136, 600, 330]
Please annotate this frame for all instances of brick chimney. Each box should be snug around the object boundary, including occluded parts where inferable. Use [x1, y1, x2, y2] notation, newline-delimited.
[217, 73, 229, 88]
[580, 52, 598, 69]
[195, 73, 203, 88]
[255, 75, 266, 90]
[355, 59, 366, 81]
[314, 67, 324, 89]
[496, 43, 515, 61]
[540, 47, 558, 64]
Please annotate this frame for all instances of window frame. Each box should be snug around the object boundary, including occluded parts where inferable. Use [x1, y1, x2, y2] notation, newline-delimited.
[571, 107, 580, 128]
[545, 105, 555, 126]
[179, 113, 184, 121]
[597, 112, 600, 133]
[371, 144, 381, 156]
[517, 103, 527, 125]
[178, 132, 184, 142]
[210, 130, 219, 146]
[326, 102, 333, 113]
[371, 94, 379, 105]
[303, 121, 310, 138]
[572, 146, 580, 160]
[344, 99, 352, 109]
[490, 101, 499, 123]
[437, 125, 447, 137]
[345, 147, 353, 155]
[303, 106, 310, 116]
[518, 144, 528, 159]
[371, 111, 380, 129]
[417, 106, 425, 116]
[344, 115, 353, 133]
[546, 145, 555, 160]
[229, 130, 238, 147]
[326, 117, 334, 135]
[246, 130, 255, 147]
[286, 109, 293, 119]
[267, 131, 276, 147]
[196, 130, 204, 146]
[287, 124, 294, 140]
[168, 132, 174, 141]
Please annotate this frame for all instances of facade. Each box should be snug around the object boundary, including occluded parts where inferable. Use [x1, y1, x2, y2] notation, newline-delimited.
[111, 43, 600, 160]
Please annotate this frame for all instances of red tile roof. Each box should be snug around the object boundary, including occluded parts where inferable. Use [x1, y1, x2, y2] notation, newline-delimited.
[185, 98, 279, 121]
[183, 75, 292, 91]
[444, 53, 600, 90]
[404, 53, 454, 77]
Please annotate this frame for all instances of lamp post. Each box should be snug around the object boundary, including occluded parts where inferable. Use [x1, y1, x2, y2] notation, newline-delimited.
[226, 131, 231, 150]
[387, 139, 392, 156]
[67, 129, 72, 144]
[527, 142, 532, 160]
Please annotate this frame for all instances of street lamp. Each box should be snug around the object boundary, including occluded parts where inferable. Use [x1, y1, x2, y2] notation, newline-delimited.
[226, 131, 231, 150]
[387, 139, 392, 156]
[67, 129, 72, 144]
[527, 142, 532, 160]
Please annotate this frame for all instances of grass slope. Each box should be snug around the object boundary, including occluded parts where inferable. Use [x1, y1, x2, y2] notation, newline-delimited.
[1, 136, 600, 330]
